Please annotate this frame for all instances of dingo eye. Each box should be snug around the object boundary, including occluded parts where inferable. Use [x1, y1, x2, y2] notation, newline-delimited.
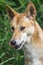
[11, 26, 15, 32]
[20, 26, 25, 31]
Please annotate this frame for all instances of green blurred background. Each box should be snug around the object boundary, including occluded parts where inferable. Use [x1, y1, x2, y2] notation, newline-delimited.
[0, 0, 43, 65]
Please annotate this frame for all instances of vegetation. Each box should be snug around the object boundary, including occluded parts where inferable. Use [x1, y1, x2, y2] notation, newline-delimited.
[0, 0, 43, 65]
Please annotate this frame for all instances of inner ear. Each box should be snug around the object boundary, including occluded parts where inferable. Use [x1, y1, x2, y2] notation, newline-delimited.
[29, 6, 35, 16]
[6, 5, 18, 20]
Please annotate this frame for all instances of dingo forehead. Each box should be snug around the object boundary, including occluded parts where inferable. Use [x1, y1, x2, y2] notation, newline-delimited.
[10, 14, 32, 28]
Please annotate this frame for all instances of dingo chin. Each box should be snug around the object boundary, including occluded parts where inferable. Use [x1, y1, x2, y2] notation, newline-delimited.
[6, 2, 43, 65]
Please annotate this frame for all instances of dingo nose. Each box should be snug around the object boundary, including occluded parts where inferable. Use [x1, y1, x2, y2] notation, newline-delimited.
[10, 40, 16, 45]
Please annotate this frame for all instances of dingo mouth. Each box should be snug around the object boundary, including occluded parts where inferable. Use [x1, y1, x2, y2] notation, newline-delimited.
[10, 41, 24, 49]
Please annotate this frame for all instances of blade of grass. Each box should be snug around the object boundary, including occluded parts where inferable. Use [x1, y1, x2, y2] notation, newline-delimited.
[0, 31, 9, 50]
[0, 53, 5, 59]
[0, 57, 15, 65]
[36, 0, 41, 6]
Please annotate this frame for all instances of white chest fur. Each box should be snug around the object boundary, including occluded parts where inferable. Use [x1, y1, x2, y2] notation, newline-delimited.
[23, 36, 41, 65]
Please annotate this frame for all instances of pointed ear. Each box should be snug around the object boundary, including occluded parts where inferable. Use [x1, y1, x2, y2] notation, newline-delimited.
[6, 5, 18, 20]
[25, 2, 36, 19]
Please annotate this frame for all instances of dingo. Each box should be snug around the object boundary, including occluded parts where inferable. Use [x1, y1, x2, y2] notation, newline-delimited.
[6, 2, 43, 65]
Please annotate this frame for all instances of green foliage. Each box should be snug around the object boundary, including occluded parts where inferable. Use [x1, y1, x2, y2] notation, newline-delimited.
[0, 0, 43, 65]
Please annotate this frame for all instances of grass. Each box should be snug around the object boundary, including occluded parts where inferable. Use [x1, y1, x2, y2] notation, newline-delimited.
[0, 0, 43, 65]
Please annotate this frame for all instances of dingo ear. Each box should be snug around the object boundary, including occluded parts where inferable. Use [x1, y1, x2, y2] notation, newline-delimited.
[6, 5, 18, 20]
[25, 2, 36, 19]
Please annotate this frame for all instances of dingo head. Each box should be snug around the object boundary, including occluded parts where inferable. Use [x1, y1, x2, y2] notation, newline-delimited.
[6, 2, 36, 50]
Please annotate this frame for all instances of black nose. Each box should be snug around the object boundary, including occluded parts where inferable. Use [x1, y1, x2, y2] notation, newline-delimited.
[10, 40, 16, 45]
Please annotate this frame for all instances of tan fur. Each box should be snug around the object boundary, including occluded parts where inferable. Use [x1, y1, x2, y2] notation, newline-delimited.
[6, 2, 43, 65]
